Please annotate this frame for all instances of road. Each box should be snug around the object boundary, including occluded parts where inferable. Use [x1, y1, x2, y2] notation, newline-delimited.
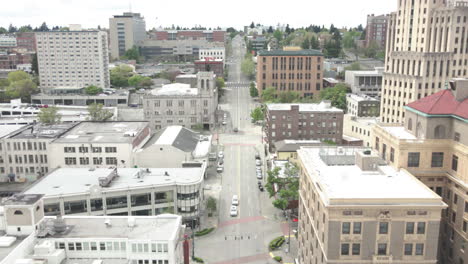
[196, 36, 288, 264]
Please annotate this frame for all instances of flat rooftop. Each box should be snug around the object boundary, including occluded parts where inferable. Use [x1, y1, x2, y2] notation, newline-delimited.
[381, 125, 416, 140]
[39, 214, 181, 240]
[347, 93, 379, 102]
[0, 124, 26, 138]
[267, 102, 343, 113]
[348, 70, 382, 76]
[298, 147, 443, 205]
[258, 49, 323, 56]
[8, 123, 76, 139]
[2, 194, 43, 205]
[150, 83, 198, 96]
[24, 167, 205, 198]
[53, 121, 148, 144]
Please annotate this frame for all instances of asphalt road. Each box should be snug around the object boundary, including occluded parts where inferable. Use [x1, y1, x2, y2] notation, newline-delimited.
[196, 36, 286, 264]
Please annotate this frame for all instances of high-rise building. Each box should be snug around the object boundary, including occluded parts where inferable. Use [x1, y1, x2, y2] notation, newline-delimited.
[365, 14, 389, 48]
[36, 26, 110, 90]
[109, 12, 146, 60]
[380, 0, 468, 123]
[256, 49, 324, 98]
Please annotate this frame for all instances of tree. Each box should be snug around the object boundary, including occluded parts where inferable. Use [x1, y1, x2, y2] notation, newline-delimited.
[84, 85, 103, 95]
[87, 103, 114, 121]
[273, 29, 283, 42]
[278, 91, 301, 103]
[128, 75, 153, 89]
[261, 87, 277, 102]
[122, 46, 141, 63]
[5, 71, 38, 100]
[0, 27, 7, 34]
[364, 40, 380, 58]
[250, 22, 255, 29]
[267, 26, 274, 33]
[265, 164, 299, 211]
[39, 22, 49, 32]
[216, 77, 225, 89]
[18, 25, 33, 32]
[250, 107, 264, 122]
[249, 82, 258, 97]
[38, 106, 61, 125]
[241, 54, 255, 80]
[285, 24, 291, 34]
[206, 196, 217, 216]
[301, 37, 310, 49]
[320, 83, 348, 110]
[110, 65, 134, 87]
[310, 35, 320, 49]
[31, 53, 38, 75]
[8, 24, 17, 33]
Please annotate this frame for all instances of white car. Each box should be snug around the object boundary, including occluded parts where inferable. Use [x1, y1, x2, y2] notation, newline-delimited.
[222, 121, 227, 125]
[218, 151, 224, 158]
[231, 195, 239, 206]
[256, 160, 262, 166]
[217, 166, 223, 173]
[230, 206, 238, 217]
[224, 113, 227, 118]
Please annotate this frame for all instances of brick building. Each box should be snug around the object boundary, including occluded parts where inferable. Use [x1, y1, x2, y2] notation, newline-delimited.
[265, 102, 343, 150]
[0, 52, 32, 70]
[15, 32, 36, 52]
[194, 58, 223, 77]
[256, 49, 324, 98]
[365, 14, 389, 48]
[153, 30, 226, 42]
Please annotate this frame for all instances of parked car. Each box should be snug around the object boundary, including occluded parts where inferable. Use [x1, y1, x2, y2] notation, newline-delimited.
[256, 159, 262, 166]
[218, 151, 224, 158]
[232, 195, 239, 206]
[217, 166, 223, 173]
[256, 173, 262, 179]
[233, 128, 238, 133]
[230, 205, 238, 217]
[222, 121, 227, 125]
[255, 154, 260, 160]
[258, 184, 264, 192]
[208, 153, 217, 161]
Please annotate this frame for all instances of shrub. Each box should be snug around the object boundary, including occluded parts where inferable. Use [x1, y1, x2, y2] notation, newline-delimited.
[273, 256, 282, 262]
[195, 228, 215, 237]
[269, 236, 285, 250]
[193, 257, 204, 263]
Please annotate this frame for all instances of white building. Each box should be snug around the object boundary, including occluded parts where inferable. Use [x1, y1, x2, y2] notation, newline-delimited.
[23, 164, 206, 224]
[0, 194, 185, 264]
[198, 47, 225, 62]
[343, 114, 377, 147]
[137, 126, 212, 168]
[0, 35, 16, 47]
[109, 12, 146, 60]
[49, 121, 150, 169]
[36, 27, 110, 90]
[345, 94, 380, 117]
[345, 67, 383, 98]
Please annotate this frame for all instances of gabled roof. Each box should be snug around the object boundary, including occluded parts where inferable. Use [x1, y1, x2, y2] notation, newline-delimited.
[405, 89, 468, 120]
[144, 126, 200, 152]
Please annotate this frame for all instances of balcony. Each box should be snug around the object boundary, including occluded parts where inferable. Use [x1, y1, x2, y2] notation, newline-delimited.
[372, 255, 393, 263]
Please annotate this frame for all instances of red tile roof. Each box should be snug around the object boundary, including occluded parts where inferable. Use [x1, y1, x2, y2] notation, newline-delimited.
[406, 89, 468, 119]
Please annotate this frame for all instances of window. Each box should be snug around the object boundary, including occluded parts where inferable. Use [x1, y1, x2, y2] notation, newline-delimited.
[79, 146, 88, 153]
[105, 147, 117, 153]
[377, 243, 387, 255]
[353, 222, 362, 234]
[408, 152, 420, 167]
[417, 222, 426, 234]
[90, 242, 97, 251]
[64, 147, 75, 153]
[463, 221, 467, 233]
[342, 222, 350, 234]
[404, 243, 413, 255]
[352, 243, 360, 255]
[79, 157, 89, 165]
[431, 152, 444, 167]
[379, 222, 389, 234]
[341, 243, 350, 255]
[13, 210, 23, 215]
[92, 147, 102, 153]
[406, 222, 414, 234]
[65, 157, 76, 165]
[93, 157, 103, 165]
[452, 155, 458, 171]
[415, 243, 424, 255]
[390, 148, 394, 162]
[106, 157, 117, 165]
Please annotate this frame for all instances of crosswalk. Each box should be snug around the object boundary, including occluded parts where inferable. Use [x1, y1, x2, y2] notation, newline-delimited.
[225, 81, 251, 87]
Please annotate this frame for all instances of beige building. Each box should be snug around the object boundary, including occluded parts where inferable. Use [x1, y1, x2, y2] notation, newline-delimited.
[36, 27, 110, 90]
[372, 79, 468, 264]
[109, 12, 146, 60]
[343, 114, 377, 147]
[256, 49, 324, 98]
[297, 146, 446, 264]
[380, 0, 468, 123]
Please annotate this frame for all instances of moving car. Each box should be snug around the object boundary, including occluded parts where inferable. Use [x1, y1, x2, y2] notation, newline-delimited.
[222, 121, 227, 125]
[230, 206, 238, 217]
[231, 195, 239, 206]
[258, 183, 264, 192]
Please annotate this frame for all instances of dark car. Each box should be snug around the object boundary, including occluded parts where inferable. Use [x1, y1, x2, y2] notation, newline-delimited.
[233, 128, 238, 133]
[258, 184, 264, 192]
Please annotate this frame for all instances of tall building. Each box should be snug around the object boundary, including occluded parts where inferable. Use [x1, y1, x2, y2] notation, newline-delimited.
[256, 49, 324, 98]
[109, 12, 146, 60]
[152, 29, 226, 42]
[16, 32, 36, 52]
[373, 78, 468, 264]
[36, 27, 110, 90]
[297, 146, 446, 264]
[380, 0, 468, 123]
[365, 14, 389, 48]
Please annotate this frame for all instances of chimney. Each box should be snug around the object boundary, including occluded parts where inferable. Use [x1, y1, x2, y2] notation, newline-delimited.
[449, 78, 468, 102]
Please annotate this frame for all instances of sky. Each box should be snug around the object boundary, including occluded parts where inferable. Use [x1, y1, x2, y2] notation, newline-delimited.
[0, 0, 396, 30]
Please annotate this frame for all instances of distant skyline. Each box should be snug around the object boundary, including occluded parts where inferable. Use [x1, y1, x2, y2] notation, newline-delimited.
[1, 0, 396, 30]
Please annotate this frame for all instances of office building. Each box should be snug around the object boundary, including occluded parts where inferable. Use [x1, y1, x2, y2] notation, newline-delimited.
[143, 72, 218, 130]
[297, 147, 446, 264]
[345, 67, 384, 98]
[15, 32, 36, 52]
[365, 14, 389, 48]
[31, 87, 130, 106]
[35, 27, 110, 90]
[346, 94, 380, 117]
[0, 35, 16, 48]
[152, 29, 226, 42]
[140, 39, 224, 61]
[198, 47, 225, 61]
[256, 49, 324, 98]
[109, 12, 146, 60]
[49, 121, 150, 169]
[265, 102, 344, 149]
[380, 0, 468, 123]
[194, 58, 223, 77]
[0, 193, 185, 264]
[372, 78, 468, 264]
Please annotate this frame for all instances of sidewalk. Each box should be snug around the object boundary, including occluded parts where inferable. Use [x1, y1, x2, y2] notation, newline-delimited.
[269, 234, 298, 264]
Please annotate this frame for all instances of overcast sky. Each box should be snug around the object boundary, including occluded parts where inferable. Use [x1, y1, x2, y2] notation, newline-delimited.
[1, 0, 396, 30]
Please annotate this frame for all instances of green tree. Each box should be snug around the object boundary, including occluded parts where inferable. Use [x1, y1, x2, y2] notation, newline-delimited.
[7, 71, 30, 83]
[250, 107, 264, 122]
[122, 45, 141, 63]
[0, 27, 7, 34]
[261, 87, 277, 102]
[128, 75, 144, 87]
[250, 22, 255, 29]
[84, 85, 103, 95]
[110, 65, 134, 87]
[206, 196, 217, 216]
[18, 25, 33, 32]
[265, 164, 299, 211]
[38, 106, 61, 125]
[267, 26, 274, 33]
[320, 83, 348, 110]
[5, 71, 38, 100]
[216, 77, 225, 89]
[87, 103, 114, 121]
[364, 40, 380, 58]
[38, 22, 49, 32]
[278, 91, 300, 103]
[310, 35, 320, 49]
[273, 29, 283, 42]
[301, 37, 310, 49]
[241, 54, 255, 80]
[31, 53, 38, 75]
[249, 82, 258, 97]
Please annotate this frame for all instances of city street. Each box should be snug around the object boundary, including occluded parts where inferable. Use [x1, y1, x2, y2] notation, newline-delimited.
[196, 36, 294, 264]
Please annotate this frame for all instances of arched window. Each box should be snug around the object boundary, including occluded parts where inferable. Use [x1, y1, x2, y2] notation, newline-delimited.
[206, 80, 210, 89]
[201, 79, 205, 89]
[407, 118, 413, 131]
[14, 210, 23, 215]
[434, 125, 446, 139]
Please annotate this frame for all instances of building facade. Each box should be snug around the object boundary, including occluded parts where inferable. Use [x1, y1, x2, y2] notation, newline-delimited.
[257, 49, 324, 98]
[343, 114, 376, 148]
[265, 102, 344, 149]
[36, 28, 110, 90]
[194, 59, 223, 77]
[0, 35, 17, 48]
[143, 72, 218, 130]
[365, 14, 389, 48]
[31, 88, 129, 106]
[109, 12, 146, 60]
[0, 52, 32, 70]
[297, 147, 446, 264]
[346, 94, 380, 117]
[16, 32, 36, 52]
[152, 30, 226, 42]
[372, 79, 468, 264]
[380, 0, 468, 123]
[345, 67, 384, 98]
[140, 39, 224, 61]
[198, 47, 225, 61]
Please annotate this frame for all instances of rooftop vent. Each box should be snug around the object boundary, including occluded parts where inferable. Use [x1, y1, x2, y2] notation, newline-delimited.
[53, 217, 66, 233]
[128, 217, 136, 228]
[98, 168, 118, 187]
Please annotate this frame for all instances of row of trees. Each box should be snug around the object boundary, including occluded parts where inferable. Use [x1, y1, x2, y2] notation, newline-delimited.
[38, 103, 113, 125]
[110, 65, 153, 89]
[0, 22, 64, 33]
[241, 53, 255, 80]
[265, 164, 299, 211]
